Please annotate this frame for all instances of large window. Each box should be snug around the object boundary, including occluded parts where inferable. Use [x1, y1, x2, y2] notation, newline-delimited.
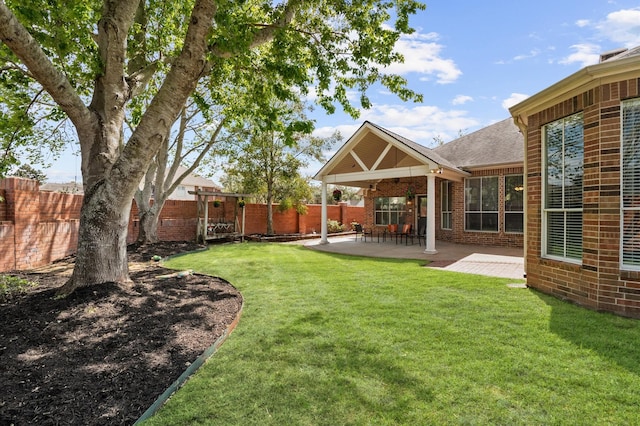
[543, 113, 583, 262]
[505, 175, 524, 233]
[622, 98, 640, 270]
[374, 197, 406, 225]
[465, 176, 498, 231]
[441, 181, 453, 229]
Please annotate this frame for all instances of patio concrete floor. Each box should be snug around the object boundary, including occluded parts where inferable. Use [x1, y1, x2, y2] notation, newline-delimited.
[302, 235, 525, 280]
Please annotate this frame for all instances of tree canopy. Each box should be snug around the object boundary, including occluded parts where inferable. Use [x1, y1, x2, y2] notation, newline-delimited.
[0, 0, 426, 293]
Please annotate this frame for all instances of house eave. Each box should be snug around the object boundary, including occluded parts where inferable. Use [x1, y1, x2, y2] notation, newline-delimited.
[461, 161, 524, 172]
[509, 55, 640, 125]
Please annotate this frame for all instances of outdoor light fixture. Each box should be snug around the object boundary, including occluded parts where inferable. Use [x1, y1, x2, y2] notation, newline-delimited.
[514, 185, 524, 192]
[430, 167, 443, 174]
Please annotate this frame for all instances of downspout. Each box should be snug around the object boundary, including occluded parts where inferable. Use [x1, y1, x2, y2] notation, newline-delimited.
[513, 115, 528, 279]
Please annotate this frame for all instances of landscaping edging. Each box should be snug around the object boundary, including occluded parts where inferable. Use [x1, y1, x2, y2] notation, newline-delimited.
[134, 278, 244, 424]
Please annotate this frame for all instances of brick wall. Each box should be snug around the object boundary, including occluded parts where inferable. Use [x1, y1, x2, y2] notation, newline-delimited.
[0, 188, 7, 221]
[362, 174, 524, 248]
[524, 76, 640, 318]
[0, 177, 364, 272]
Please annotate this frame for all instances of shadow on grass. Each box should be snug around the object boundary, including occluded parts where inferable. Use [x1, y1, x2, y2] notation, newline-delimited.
[296, 244, 429, 266]
[533, 289, 640, 376]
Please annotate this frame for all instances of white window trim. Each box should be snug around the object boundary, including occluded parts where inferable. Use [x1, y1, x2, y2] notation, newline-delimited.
[620, 98, 640, 271]
[541, 113, 583, 265]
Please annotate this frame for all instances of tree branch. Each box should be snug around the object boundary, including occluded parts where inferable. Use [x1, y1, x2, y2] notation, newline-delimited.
[210, 0, 302, 58]
[0, 2, 91, 131]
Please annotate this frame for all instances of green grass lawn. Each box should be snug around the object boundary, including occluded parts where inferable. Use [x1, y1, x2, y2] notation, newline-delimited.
[145, 242, 640, 425]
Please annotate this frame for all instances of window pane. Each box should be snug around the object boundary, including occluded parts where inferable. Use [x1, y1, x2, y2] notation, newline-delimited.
[482, 177, 498, 211]
[505, 175, 524, 212]
[546, 211, 565, 257]
[622, 98, 640, 268]
[546, 121, 564, 209]
[375, 196, 406, 225]
[543, 113, 583, 261]
[482, 213, 498, 231]
[623, 100, 640, 208]
[505, 212, 523, 233]
[623, 210, 640, 266]
[566, 211, 583, 260]
[466, 213, 481, 231]
[465, 179, 480, 211]
[442, 212, 452, 229]
[564, 115, 584, 209]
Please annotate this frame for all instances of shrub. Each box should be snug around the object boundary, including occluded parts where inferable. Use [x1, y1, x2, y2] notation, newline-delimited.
[327, 219, 345, 233]
[0, 275, 37, 302]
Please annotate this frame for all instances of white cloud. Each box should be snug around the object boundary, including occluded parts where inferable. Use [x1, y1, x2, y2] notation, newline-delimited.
[596, 8, 640, 47]
[559, 43, 601, 67]
[576, 19, 590, 28]
[382, 31, 462, 84]
[452, 95, 473, 105]
[502, 93, 529, 110]
[513, 49, 541, 61]
[314, 103, 479, 149]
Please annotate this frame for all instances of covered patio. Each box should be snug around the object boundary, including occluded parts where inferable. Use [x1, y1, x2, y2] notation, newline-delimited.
[314, 121, 469, 254]
[302, 235, 524, 280]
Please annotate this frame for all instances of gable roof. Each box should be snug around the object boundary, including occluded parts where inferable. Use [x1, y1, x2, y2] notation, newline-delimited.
[314, 121, 470, 187]
[433, 118, 523, 169]
[366, 122, 461, 171]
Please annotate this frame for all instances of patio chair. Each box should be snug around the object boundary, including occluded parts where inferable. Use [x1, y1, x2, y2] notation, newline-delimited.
[387, 224, 399, 243]
[396, 223, 412, 245]
[354, 223, 364, 241]
[363, 227, 374, 242]
[412, 217, 426, 246]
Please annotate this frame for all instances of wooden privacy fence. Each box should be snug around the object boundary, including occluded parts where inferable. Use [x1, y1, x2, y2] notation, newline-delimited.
[0, 177, 364, 272]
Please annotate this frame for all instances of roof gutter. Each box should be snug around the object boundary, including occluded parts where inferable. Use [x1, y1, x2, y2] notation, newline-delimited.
[509, 54, 640, 123]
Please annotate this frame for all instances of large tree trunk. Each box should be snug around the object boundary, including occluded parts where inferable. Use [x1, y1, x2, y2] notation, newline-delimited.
[57, 0, 217, 295]
[136, 200, 164, 244]
[57, 182, 133, 295]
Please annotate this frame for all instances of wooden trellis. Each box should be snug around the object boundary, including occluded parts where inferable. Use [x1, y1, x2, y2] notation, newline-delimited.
[188, 190, 253, 243]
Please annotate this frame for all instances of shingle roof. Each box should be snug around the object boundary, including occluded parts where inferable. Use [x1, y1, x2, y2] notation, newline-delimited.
[432, 118, 523, 169]
[602, 45, 640, 62]
[177, 165, 221, 189]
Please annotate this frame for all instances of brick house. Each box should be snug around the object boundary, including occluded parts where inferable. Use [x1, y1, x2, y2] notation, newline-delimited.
[509, 46, 640, 318]
[314, 118, 524, 253]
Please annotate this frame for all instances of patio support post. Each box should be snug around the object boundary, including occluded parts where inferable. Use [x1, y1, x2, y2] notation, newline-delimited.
[320, 180, 329, 244]
[424, 174, 438, 254]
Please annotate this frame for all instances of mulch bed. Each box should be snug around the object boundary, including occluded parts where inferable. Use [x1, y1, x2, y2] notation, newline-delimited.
[0, 242, 243, 425]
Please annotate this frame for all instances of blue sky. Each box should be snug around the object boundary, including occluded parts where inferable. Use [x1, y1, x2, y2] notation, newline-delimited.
[45, 0, 640, 183]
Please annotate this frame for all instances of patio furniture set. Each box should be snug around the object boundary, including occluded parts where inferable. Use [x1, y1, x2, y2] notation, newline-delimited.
[354, 223, 426, 246]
